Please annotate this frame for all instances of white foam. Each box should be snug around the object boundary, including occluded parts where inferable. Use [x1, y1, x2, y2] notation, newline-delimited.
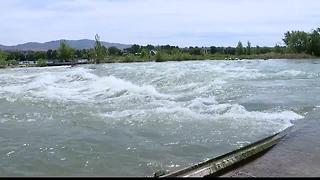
[188, 97, 218, 109]
[214, 104, 304, 131]
[0, 64, 308, 135]
[0, 119, 9, 123]
[103, 109, 145, 118]
[275, 70, 307, 77]
[103, 106, 201, 120]
[224, 104, 303, 121]
[206, 63, 312, 81]
[101, 98, 304, 134]
[1, 67, 171, 103]
[154, 106, 201, 118]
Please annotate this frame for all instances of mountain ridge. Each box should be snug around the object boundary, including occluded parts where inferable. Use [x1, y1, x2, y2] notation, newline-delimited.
[0, 39, 132, 51]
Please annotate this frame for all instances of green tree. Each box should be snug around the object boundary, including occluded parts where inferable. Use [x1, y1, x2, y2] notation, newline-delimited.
[87, 48, 96, 60]
[8, 51, 25, 61]
[58, 40, 74, 62]
[155, 52, 164, 62]
[8, 60, 18, 66]
[81, 49, 88, 59]
[124, 54, 134, 63]
[146, 44, 155, 51]
[75, 49, 82, 59]
[108, 46, 122, 56]
[189, 47, 202, 55]
[34, 51, 46, 60]
[236, 41, 244, 55]
[246, 41, 251, 55]
[0, 59, 7, 68]
[140, 48, 149, 58]
[0, 50, 8, 68]
[283, 30, 308, 53]
[52, 50, 58, 60]
[260, 46, 272, 54]
[94, 34, 107, 64]
[0, 50, 8, 60]
[273, 44, 282, 53]
[255, 46, 261, 54]
[46, 49, 53, 60]
[224, 47, 236, 55]
[210, 46, 217, 54]
[307, 28, 320, 56]
[126, 44, 141, 54]
[26, 52, 35, 61]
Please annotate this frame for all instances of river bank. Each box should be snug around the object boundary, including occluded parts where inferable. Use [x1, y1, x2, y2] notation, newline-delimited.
[0, 52, 318, 69]
[222, 107, 320, 177]
[111, 52, 316, 63]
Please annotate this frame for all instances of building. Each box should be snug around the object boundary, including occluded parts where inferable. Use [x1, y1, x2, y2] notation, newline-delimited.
[19, 61, 35, 65]
[77, 59, 89, 64]
[150, 50, 158, 55]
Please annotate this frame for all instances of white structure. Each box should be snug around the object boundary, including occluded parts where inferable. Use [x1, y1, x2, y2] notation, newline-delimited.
[77, 59, 89, 63]
[19, 61, 35, 65]
[150, 50, 158, 55]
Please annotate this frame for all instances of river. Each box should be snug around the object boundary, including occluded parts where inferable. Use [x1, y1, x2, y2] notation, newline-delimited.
[0, 59, 319, 176]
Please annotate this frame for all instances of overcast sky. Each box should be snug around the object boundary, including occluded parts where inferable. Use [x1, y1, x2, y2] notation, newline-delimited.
[1, 0, 319, 47]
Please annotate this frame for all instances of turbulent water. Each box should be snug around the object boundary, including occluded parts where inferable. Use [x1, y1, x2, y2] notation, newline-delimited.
[0, 59, 319, 176]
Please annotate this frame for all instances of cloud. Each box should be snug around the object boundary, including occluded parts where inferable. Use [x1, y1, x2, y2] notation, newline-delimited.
[0, 0, 319, 47]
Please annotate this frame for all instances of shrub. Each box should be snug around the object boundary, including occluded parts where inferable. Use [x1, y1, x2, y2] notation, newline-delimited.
[36, 59, 47, 67]
[155, 52, 164, 62]
[124, 54, 134, 63]
[0, 59, 7, 68]
[8, 60, 18, 66]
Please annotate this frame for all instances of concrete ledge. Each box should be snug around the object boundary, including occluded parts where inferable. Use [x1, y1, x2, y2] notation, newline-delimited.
[159, 127, 291, 178]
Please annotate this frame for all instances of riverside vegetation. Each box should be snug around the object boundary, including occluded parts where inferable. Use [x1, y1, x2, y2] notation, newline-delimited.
[0, 28, 320, 68]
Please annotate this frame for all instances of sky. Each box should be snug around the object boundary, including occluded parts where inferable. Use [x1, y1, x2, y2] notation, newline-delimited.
[1, 0, 320, 47]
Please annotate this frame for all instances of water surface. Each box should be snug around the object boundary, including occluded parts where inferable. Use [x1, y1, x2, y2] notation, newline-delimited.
[0, 59, 319, 176]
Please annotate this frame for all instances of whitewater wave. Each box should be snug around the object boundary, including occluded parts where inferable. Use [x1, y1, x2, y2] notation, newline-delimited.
[200, 64, 317, 81]
[0, 67, 172, 103]
[0, 63, 308, 134]
[101, 95, 304, 133]
[2, 63, 312, 103]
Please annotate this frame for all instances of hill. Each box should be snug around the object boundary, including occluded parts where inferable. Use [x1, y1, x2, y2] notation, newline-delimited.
[0, 39, 131, 51]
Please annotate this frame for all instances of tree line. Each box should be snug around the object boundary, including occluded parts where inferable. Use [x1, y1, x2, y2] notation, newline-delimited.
[283, 28, 320, 56]
[1, 28, 319, 68]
